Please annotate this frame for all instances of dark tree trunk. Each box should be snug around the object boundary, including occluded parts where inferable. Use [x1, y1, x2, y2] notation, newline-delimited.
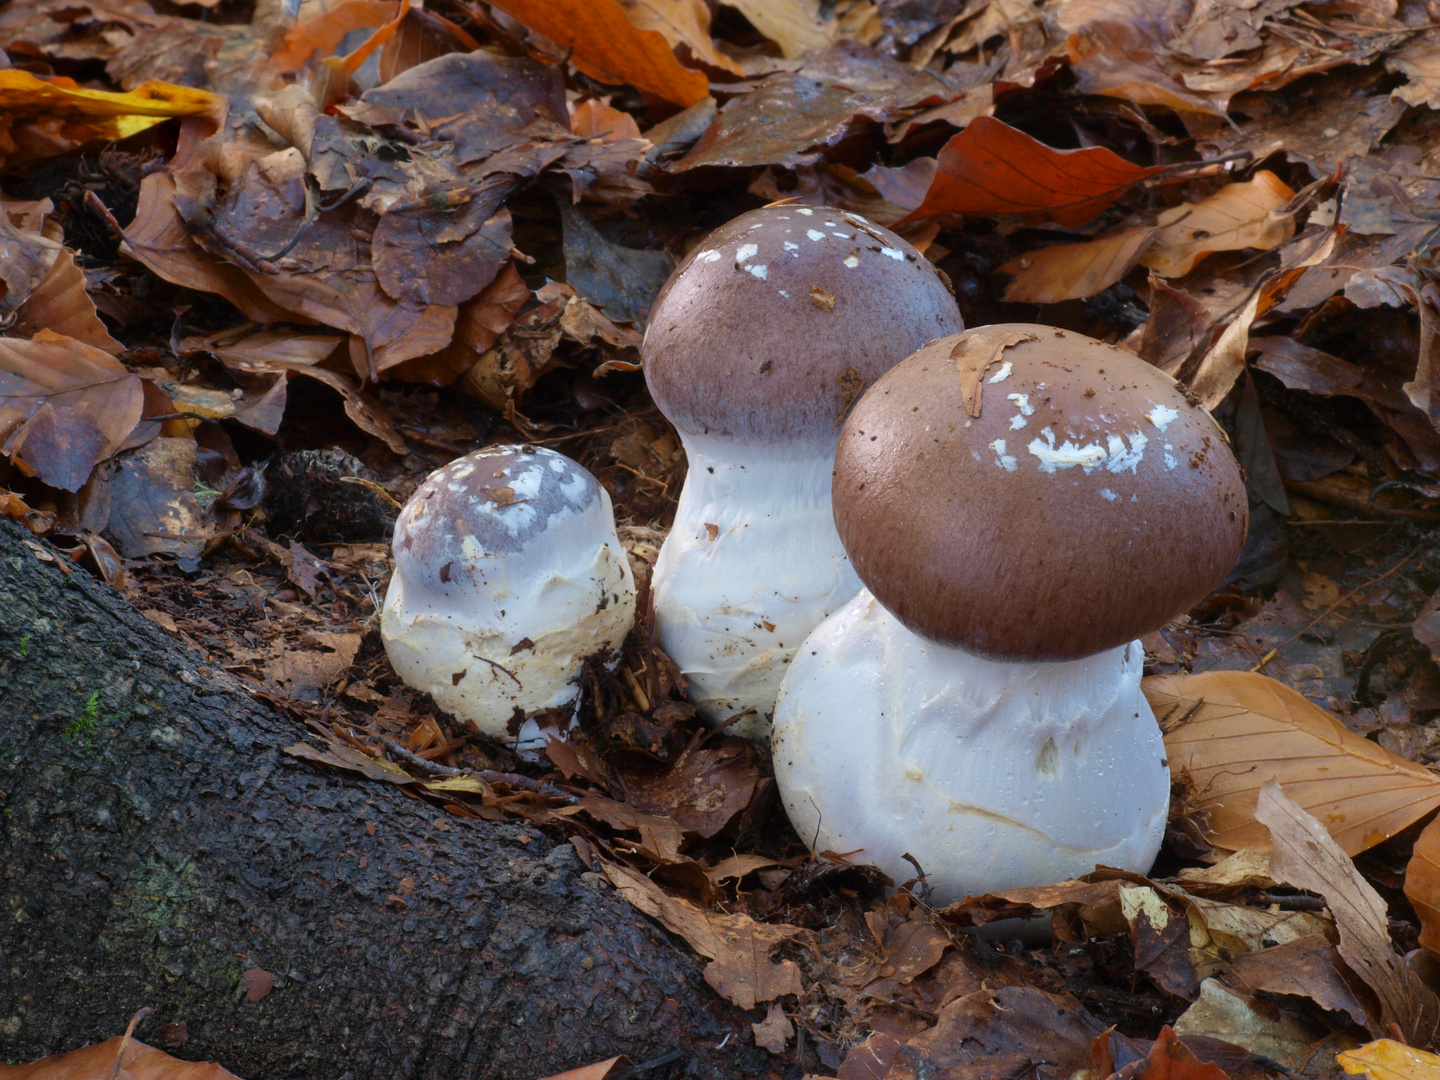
[0, 519, 764, 1079]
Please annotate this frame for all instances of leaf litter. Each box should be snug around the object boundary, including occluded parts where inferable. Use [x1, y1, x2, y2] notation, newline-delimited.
[11, 0, 1440, 1077]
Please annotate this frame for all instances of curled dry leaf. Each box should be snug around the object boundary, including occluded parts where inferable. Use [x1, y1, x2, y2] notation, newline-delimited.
[1256, 779, 1440, 1044]
[899, 116, 1165, 228]
[1140, 171, 1297, 279]
[488, 0, 709, 106]
[1001, 226, 1158, 304]
[12, 247, 123, 354]
[1146, 671, 1440, 856]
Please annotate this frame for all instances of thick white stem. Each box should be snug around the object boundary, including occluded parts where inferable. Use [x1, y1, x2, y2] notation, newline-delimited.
[772, 590, 1169, 903]
[652, 433, 861, 738]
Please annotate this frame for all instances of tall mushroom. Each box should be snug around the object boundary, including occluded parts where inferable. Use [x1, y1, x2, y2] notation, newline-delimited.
[771, 325, 1248, 903]
[642, 204, 962, 736]
[381, 445, 636, 750]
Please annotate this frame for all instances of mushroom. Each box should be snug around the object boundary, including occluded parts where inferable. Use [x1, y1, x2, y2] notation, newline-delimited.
[771, 325, 1248, 903]
[381, 444, 636, 750]
[642, 204, 963, 736]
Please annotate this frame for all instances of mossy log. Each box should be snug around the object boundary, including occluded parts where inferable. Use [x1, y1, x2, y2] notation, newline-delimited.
[0, 519, 763, 1079]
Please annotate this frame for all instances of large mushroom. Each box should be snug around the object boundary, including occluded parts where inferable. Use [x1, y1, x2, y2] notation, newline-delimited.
[381, 444, 636, 750]
[642, 203, 963, 736]
[771, 325, 1248, 903]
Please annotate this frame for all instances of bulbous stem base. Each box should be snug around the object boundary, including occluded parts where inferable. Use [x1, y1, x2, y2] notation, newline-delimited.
[772, 591, 1169, 903]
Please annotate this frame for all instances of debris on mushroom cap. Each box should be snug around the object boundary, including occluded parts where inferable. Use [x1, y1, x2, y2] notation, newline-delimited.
[642, 204, 962, 442]
[833, 324, 1248, 661]
[380, 445, 636, 743]
[772, 591, 1168, 905]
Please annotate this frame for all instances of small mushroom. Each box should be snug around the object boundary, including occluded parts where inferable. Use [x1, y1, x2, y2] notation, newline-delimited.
[642, 204, 963, 736]
[772, 326, 1248, 903]
[381, 445, 636, 749]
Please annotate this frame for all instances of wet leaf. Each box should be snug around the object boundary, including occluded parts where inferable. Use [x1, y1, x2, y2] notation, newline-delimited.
[1113, 1026, 1229, 1080]
[900, 116, 1165, 228]
[0, 1036, 243, 1080]
[103, 436, 208, 559]
[1256, 779, 1440, 1044]
[372, 190, 512, 308]
[1140, 172, 1296, 279]
[489, 0, 709, 106]
[1147, 671, 1440, 856]
[1001, 226, 1157, 304]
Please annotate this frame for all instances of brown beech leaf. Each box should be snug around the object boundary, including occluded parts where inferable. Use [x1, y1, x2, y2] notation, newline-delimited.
[13, 247, 123, 354]
[270, 0, 398, 71]
[488, 0, 709, 106]
[751, 1001, 793, 1054]
[601, 861, 803, 1010]
[531, 1056, 629, 1080]
[952, 326, 1038, 418]
[899, 116, 1165, 228]
[1140, 172, 1296, 279]
[1147, 671, 1440, 856]
[1257, 779, 1440, 1045]
[388, 261, 530, 386]
[1001, 226, 1157, 304]
[0, 1035, 243, 1079]
[618, 0, 742, 76]
[1405, 815, 1440, 962]
[0, 329, 143, 491]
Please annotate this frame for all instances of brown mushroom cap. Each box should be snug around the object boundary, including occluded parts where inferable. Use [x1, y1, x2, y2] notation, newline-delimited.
[833, 325, 1248, 661]
[642, 205, 962, 442]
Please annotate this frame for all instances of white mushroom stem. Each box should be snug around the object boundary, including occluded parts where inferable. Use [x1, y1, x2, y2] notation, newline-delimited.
[771, 591, 1169, 904]
[652, 432, 862, 738]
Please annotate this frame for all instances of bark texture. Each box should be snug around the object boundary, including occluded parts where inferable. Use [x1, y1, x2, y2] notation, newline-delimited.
[0, 519, 765, 1079]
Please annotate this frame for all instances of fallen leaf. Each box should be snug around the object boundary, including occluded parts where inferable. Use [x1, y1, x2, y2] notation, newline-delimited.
[1140, 172, 1296, 279]
[1226, 933, 1370, 1028]
[570, 99, 643, 142]
[1404, 814, 1440, 962]
[602, 861, 803, 1009]
[951, 326, 1037, 417]
[488, 0, 708, 106]
[1139, 275, 1213, 374]
[0, 198, 62, 316]
[0, 329, 143, 491]
[618, 0, 742, 75]
[723, 0, 837, 58]
[0, 1036, 243, 1080]
[103, 436, 209, 559]
[673, 73, 892, 172]
[531, 1056, 630, 1080]
[1338, 1039, 1440, 1080]
[1001, 226, 1157, 304]
[900, 116, 1165, 228]
[0, 70, 219, 152]
[269, 0, 399, 71]
[239, 966, 273, 1002]
[1256, 779, 1439, 1044]
[751, 1000, 793, 1054]
[13, 247, 123, 354]
[1149, 671, 1440, 857]
[1113, 1024, 1229, 1080]
[559, 200, 673, 327]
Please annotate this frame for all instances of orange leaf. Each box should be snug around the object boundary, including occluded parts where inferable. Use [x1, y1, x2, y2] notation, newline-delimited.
[1115, 1027, 1228, 1080]
[1001, 226, 1157, 303]
[899, 116, 1164, 228]
[1139, 171, 1296, 279]
[1405, 816, 1440, 961]
[488, 0, 709, 106]
[0, 1036, 242, 1080]
[1338, 1039, 1440, 1080]
[1148, 671, 1440, 856]
[269, 0, 399, 72]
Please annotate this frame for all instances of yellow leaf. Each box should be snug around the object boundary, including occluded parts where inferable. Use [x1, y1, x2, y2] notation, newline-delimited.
[1140, 171, 1296, 278]
[1147, 671, 1440, 856]
[423, 776, 492, 795]
[1001, 226, 1157, 303]
[619, 0, 743, 75]
[1338, 1039, 1440, 1079]
[722, 0, 835, 58]
[0, 71, 219, 140]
